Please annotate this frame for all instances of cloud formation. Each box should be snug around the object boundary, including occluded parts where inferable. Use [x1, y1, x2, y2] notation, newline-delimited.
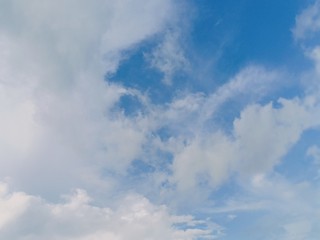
[0, 0, 174, 196]
[147, 30, 189, 85]
[293, 0, 320, 40]
[1, 0, 320, 239]
[0, 182, 220, 240]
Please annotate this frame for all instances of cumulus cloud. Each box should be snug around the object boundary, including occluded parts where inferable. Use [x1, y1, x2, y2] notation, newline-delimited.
[154, 60, 318, 192]
[0, 0, 175, 196]
[121, 61, 319, 205]
[234, 96, 320, 175]
[0, 182, 220, 240]
[168, 95, 320, 192]
[171, 132, 234, 191]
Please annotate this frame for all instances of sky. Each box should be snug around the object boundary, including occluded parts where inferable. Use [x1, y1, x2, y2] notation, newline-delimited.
[0, 0, 320, 239]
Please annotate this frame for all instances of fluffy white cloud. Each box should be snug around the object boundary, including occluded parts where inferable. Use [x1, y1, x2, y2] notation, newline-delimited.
[234, 96, 320, 176]
[0, 0, 175, 196]
[0, 0, 174, 75]
[293, 0, 320, 40]
[171, 132, 235, 191]
[168, 93, 320, 192]
[132, 62, 319, 197]
[0, 182, 220, 240]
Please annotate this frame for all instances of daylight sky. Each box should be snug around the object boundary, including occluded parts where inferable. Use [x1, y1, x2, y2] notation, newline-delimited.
[0, 0, 320, 239]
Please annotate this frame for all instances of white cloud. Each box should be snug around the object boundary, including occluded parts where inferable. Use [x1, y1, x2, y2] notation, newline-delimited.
[0, 182, 219, 240]
[292, 0, 320, 93]
[130, 62, 319, 199]
[2, 1, 320, 239]
[234, 96, 320, 176]
[147, 30, 189, 85]
[171, 132, 235, 191]
[168, 93, 320, 192]
[293, 0, 320, 40]
[199, 65, 281, 122]
[0, 0, 174, 76]
[102, 0, 173, 55]
[0, 0, 175, 196]
[0, 183, 32, 231]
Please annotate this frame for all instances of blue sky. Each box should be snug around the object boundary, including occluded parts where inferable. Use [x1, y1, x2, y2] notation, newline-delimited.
[0, 0, 320, 239]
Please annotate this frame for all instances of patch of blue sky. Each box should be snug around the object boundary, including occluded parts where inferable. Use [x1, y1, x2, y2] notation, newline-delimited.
[128, 149, 173, 176]
[128, 159, 156, 175]
[275, 128, 320, 183]
[187, 0, 245, 83]
[188, 0, 311, 79]
[235, 0, 304, 63]
[219, 212, 273, 239]
[123, 149, 174, 198]
[223, 214, 285, 240]
[116, 94, 146, 116]
[154, 126, 173, 142]
[108, 39, 193, 104]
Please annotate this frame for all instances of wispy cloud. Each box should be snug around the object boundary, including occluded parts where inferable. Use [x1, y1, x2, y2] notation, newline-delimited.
[146, 30, 189, 85]
[292, 0, 320, 41]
